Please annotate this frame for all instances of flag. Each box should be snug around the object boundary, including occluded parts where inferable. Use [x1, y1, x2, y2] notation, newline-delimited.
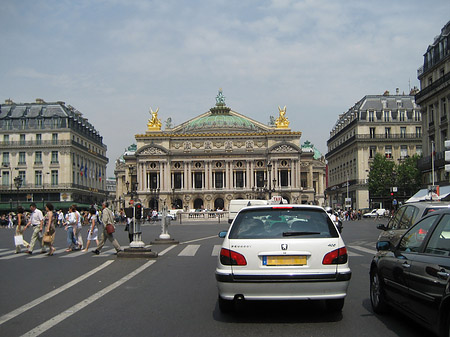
[99, 169, 102, 182]
[84, 165, 87, 178]
[80, 164, 83, 177]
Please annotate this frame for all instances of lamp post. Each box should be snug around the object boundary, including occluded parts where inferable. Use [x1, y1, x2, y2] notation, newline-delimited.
[267, 161, 272, 199]
[14, 176, 22, 207]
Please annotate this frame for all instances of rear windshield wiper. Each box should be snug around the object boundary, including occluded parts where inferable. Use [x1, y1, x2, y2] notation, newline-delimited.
[283, 231, 321, 236]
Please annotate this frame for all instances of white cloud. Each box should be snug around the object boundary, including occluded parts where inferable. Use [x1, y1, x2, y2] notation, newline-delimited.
[0, 0, 449, 174]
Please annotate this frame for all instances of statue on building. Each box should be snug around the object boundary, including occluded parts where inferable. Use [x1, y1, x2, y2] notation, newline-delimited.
[216, 88, 226, 106]
[275, 106, 290, 129]
[147, 107, 162, 131]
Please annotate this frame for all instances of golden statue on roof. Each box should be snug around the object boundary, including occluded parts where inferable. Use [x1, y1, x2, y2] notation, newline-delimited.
[147, 107, 162, 131]
[275, 106, 290, 129]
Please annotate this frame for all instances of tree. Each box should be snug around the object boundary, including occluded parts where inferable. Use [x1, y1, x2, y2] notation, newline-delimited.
[368, 153, 396, 198]
[396, 155, 421, 197]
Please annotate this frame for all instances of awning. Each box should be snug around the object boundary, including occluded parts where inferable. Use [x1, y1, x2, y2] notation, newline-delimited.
[0, 202, 93, 212]
[406, 185, 450, 203]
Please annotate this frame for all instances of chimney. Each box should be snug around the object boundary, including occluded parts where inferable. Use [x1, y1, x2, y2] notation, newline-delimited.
[36, 98, 45, 104]
[4, 98, 13, 105]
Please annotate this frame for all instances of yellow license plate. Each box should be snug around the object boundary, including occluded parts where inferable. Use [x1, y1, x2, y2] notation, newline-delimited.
[265, 255, 307, 266]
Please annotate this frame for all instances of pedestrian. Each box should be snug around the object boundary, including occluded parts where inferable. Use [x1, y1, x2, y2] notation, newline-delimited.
[23, 203, 46, 255]
[15, 206, 30, 253]
[93, 201, 122, 255]
[42, 203, 56, 256]
[65, 205, 78, 251]
[82, 208, 99, 252]
[73, 205, 84, 250]
[57, 210, 64, 228]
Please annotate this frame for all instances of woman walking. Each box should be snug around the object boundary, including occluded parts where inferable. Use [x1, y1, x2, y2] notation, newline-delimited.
[82, 208, 99, 252]
[15, 206, 30, 253]
[43, 203, 56, 256]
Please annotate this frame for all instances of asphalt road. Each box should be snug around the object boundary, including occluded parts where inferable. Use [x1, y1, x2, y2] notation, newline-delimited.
[0, 218, 432, 337]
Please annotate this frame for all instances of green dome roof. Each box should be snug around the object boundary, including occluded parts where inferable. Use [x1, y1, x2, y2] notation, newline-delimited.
[183, 113, 258, 133]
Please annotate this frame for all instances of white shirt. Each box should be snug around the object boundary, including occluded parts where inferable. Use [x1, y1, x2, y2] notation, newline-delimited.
[30, 208, 44, 226]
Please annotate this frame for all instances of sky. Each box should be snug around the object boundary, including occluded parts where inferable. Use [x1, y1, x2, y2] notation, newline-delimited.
[1, 0, 449, 177]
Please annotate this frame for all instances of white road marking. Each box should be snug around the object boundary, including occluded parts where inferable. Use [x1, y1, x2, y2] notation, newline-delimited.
[158, 245, 176, 256]
[348, 245, 377, 255]
[179, 245, 200, 256]
[180, 235, 218, 244]
[0, 260, 114, 326]
[21, 260, 155, 337]
[212, 245, 221, 256]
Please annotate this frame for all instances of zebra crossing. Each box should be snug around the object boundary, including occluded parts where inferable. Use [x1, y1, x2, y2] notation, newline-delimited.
[0, 240, 377, 260]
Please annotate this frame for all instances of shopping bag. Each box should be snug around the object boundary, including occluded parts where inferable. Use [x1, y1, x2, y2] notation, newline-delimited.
[14, 235, 24, 246]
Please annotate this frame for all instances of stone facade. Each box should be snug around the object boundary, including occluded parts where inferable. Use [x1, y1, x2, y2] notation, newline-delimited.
[0, 99, 107, 210]
[416, 20, 450, 187]
[115, 92, 326, 211]
[326, 93, 422, 210]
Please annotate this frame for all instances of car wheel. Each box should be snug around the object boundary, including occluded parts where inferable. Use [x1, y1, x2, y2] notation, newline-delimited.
[370, 268, 388, 314]
[218, 295, 233, 313]
[326, 298, 344, 312]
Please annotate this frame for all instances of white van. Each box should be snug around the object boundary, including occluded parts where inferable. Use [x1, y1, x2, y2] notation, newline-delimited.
[228, 199, 268, 224]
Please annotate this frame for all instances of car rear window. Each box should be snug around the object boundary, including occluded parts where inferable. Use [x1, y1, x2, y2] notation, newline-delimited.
[229, 208, 339, 239]
[423, 207, 450, 216]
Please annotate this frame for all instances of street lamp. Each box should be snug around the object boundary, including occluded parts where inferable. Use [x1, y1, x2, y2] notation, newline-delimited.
[14, 176, 22, 207]
[125, 181, 130, 194]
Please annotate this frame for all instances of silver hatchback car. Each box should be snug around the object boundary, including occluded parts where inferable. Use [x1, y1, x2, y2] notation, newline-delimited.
[215, 204, 351, 313]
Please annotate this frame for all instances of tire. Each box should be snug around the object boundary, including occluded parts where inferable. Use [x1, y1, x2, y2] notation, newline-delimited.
[326, 298, 345, 312]
[370, 268, 388, 314]
[218, 295, 233, 313]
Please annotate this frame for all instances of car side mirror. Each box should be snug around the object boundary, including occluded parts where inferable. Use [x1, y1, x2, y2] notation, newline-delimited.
[377, 224, 387, 231]
[218, 230, 228, 238]
[376, 241, 391, 251]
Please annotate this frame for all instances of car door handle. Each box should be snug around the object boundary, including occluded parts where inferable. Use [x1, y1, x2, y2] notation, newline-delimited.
[402, 262, 411, 268]
[437, 271, 450, 279]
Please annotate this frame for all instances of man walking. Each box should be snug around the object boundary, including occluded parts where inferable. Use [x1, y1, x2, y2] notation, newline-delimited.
[23, 203, 45, 255]
[93, 202, 122, 255]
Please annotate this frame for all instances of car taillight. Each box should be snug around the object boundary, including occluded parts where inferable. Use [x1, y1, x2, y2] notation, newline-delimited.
[322, 247, 348, 265]
[220, 248, 247, 266]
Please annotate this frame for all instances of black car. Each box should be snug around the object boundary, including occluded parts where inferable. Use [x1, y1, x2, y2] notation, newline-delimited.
[370, 209, 450, 337]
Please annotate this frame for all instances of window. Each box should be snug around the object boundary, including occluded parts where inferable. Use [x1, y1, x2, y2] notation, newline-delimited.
[370, 128, 376, 138]
[52, 133, 58, 144]
[51, 170, 58, 186]
[235, 171, 244, 188]
[3, 135, 9, 144]
[425, 214, 450, 255]
[36, 134, 42, 145]
[400, 127, 406, 138]
[385, 146, 392, 159]
[214, 172, 223, 188]
[37, 119, 43, 129]
[399, 215, 437, 252]
[35, 171, 42, 186]
[442, 98, 448, 118]
[256, 171, 265, 188]
[35, 151, 42, 164]
[416, 145, 422, 156]
[194, 172, 203, 189]
[385, 128, 391, 138]
[383, 111, 390, 122]
[429, 105, 435, 124]
[400, 145, 408, 159]
[414, 111, 421, 122]
[18, 171, 26, 185]
[369, 146, 377, 158]
[51, 151, 58, 164]
[369, 111, 375, 122]
[18, 152, 26, 165]
[1, 171, 9, 186]
[280, 170, 289, 187]
[174, 172, 182, 189]
[399, 111, 406, 121]
[416, 127, 422, 138]
[20, 134, 26, 145]
[2, 152, 9, 166]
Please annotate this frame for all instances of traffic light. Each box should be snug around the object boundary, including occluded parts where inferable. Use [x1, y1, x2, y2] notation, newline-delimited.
[135, 203, 142, 219]
[445, 140, 450, 172]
